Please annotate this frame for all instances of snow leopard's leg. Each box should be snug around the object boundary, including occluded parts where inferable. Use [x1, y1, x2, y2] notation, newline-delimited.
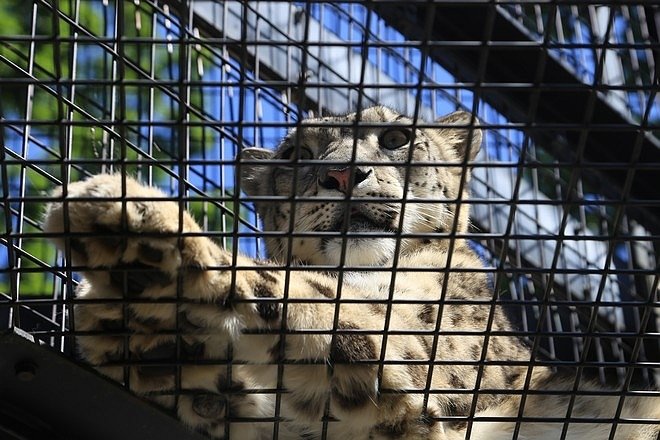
[44, 174, 442, 439]
[44, 174, 276, 439]
[442, 375, 660, 440]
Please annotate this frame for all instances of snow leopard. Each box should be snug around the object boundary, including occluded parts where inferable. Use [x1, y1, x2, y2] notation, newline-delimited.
[43, 106, 659, 439]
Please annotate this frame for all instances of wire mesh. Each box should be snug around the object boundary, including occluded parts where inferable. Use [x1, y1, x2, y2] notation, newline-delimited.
[0, 1, 658, 439]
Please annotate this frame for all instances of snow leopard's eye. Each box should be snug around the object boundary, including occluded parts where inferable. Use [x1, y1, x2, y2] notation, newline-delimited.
[379, 128, 411, 150]
[280, 146, 314, 163]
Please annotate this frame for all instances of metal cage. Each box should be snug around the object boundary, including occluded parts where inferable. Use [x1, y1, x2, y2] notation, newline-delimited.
[1, 1, 658, 439]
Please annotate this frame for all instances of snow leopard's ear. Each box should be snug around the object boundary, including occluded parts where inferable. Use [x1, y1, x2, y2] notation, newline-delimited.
[434, 111, 482, 161]
[238, 147, 274, 196]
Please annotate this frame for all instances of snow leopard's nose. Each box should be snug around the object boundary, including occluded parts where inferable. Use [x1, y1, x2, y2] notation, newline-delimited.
[318, 166, 372, 193]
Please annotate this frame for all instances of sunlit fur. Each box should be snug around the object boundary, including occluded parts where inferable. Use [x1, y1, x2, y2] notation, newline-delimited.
[44, 106, 659, 439]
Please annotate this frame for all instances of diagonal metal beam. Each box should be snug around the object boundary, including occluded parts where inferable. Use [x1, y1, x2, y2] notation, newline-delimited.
[370, 2, 660, 233]
[0, 329, 204, 440]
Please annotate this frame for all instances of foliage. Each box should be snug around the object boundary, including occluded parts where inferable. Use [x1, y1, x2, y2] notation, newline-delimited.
[0, 0, 239, 297]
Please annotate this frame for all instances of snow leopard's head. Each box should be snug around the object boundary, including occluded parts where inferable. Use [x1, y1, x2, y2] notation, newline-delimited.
[240, 106, 482, 266]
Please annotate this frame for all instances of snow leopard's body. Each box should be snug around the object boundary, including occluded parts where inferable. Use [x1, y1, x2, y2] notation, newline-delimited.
[43, 106, 659, 439]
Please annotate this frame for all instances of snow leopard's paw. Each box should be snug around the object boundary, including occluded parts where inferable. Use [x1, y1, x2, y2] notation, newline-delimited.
[43, 174, 274, 439]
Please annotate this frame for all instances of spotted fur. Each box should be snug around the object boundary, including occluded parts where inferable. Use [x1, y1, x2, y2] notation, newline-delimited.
[43, 106, 659, 439]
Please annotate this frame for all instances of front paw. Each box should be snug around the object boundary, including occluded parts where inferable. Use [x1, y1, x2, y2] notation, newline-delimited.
[43, 174, 219, 293]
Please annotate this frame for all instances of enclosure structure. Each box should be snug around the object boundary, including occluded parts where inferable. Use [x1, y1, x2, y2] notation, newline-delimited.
[0, 1, 658, 439]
